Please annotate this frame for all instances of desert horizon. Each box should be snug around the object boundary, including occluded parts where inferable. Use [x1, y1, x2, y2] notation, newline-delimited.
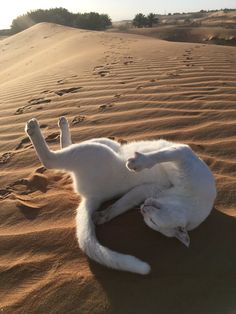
[0, 13, 236, 314]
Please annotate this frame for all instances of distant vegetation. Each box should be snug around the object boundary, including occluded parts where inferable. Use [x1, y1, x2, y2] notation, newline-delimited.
[10, 8, 112, 34]
[133, 13, 159, 28]
[111, 9, 236, 47]
[130, 9, 236, 29]
[1, 8, 236, 35]
[0, 29, 12, 36]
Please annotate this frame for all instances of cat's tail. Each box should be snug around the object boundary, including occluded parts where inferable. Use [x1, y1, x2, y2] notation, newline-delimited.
[76, 199, 151, 275]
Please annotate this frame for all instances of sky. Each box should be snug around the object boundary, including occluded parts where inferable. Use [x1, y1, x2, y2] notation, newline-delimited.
[0, 0, 235, 29]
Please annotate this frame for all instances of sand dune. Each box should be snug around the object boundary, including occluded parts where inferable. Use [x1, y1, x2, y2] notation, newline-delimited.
[0, 23, 236, 313]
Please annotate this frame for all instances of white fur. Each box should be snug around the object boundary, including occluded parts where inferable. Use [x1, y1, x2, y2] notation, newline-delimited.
[25, 117, 216, 275]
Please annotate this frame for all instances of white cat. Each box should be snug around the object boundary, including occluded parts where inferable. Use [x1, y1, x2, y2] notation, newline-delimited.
[25, 117, 216, 275]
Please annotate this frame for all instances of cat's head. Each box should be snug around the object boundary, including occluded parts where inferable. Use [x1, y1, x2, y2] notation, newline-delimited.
[141, 205, 190, 247]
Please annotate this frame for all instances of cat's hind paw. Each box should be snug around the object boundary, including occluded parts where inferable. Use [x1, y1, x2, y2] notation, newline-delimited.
[58, 116, 69, 129]
[143, 197, 161, 208]
[141, 198, 161, 215]
[126, 152, 147, 172]
[25, 118, 40, 136]
[93, 209, 111, 225]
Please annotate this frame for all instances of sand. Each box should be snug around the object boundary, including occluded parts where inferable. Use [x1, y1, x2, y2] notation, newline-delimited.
[0, 22, 236, 313]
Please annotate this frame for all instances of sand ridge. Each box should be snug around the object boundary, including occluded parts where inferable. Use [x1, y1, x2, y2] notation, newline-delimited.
[0, 23, 236, 313]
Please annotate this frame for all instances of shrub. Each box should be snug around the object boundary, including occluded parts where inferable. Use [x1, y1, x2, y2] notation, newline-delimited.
[10, 8, 112, 33]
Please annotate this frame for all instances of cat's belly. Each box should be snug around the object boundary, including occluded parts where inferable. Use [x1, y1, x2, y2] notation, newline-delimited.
[128, 164, 172, 189]
[107, 164, 172, 200]
[72, 162, 171, 201]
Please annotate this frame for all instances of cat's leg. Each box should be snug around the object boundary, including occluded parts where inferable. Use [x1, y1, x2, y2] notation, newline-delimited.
[126, 144, 196, 183]
[25, 118, 61, 169]
[58, 116, 72, 149]
[93, 183, 160, 225]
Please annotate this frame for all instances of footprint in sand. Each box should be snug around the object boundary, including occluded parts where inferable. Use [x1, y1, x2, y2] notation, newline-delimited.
[124, 60, 133, 65]
[15, 174, 49, 219]
[24, 173, 48, 193]
[15, 106, 30, 115]
[0, 170, 48, 203]
[15, 137, 32, 150]
[45, 133, 60, 143]
[184, 49, 192, 54]
[167, 72, 180, 78]
[0, 152, 12, 165]
[99, 104, 113, 111]
[93, 65, 110, 77]
[0, 188, 11, 199]
[15, 98, 51, 115]
[72, 116, 86, 125]
[182, 49, 195, 66]
[57, 79, 65, 85]
[55, 87, 82, 96]
[28, 98, 51, 105]
[98, 70, 110, 77]
[17, 201, 41, 219]
[93, 65, 104, 70]
[41, 90, 54, 94]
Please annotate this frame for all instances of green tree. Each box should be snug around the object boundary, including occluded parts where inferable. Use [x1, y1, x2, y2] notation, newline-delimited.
[10, 8, 112, 33]
[99, 14, 112, 29]
[132, 13, 148, 28]
[11, 8, 74, 33]
[147, 13, 159, 27]
[73, 12, 111, 30]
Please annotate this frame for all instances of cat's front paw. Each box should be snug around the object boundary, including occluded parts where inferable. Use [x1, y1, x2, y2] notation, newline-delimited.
[93, 209, 111, 225]
[25, 118, 40, 136]
[58, 116, 69, 129]
[126, 152, 147, 172]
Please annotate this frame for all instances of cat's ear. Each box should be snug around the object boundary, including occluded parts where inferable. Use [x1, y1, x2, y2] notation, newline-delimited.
[175, 227, 190, 248]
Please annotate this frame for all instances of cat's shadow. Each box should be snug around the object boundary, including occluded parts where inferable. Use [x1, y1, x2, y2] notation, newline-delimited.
[89, 208, 236, 314]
